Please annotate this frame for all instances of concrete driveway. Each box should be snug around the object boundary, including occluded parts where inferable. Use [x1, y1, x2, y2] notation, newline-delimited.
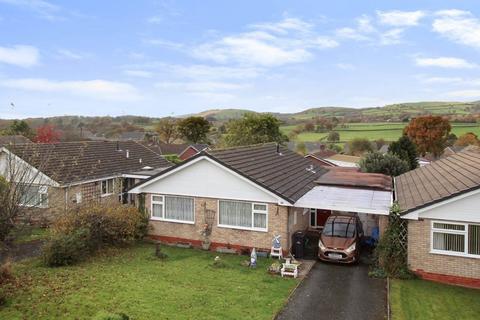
[276, 259, 387, 320]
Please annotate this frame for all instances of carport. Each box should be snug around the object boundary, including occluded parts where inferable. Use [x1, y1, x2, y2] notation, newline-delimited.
[292, 168, 393, 238]
[295, 185, 392, 236]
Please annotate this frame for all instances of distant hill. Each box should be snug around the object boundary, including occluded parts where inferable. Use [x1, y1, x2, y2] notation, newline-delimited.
[188, 101, 480, 123]
[1, 101, 479, 141]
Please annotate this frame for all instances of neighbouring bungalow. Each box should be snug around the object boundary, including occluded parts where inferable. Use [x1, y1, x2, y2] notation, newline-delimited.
[129, 143, 392, 254]
[396, 149, 480, 288]
[147, 142, 210, 161]
[306, 151, 361, 168]
[0, 140, 172, 220]
[305, 147, 338, 167]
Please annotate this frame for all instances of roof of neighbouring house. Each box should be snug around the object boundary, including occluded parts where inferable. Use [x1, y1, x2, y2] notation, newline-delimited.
[119, 131, 146, 141]
[0, 135, 32, 146]
[207, 143, 329, 203]
[395, 149, 480, 213]
[316, 167, 392, 191]
[308, 149, 337, 159]
[326, 154, 361, 163]
[3, 140, 172, 185]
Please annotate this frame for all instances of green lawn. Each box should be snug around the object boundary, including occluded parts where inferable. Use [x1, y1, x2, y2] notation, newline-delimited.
[1, 243, 297, 320]
[281, 122, 480, 143]
[391, 279, 480, 320]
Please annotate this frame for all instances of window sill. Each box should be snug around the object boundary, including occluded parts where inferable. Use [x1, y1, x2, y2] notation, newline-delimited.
[430, 250, 480, 259]
[100, 193, 114, 198]
[218, 224, 268, 233]
[150, 217, 195, 225]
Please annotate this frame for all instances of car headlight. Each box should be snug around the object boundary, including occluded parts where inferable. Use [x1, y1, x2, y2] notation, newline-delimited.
[318, 239, 326, 251]
[345, 242, 356, 254]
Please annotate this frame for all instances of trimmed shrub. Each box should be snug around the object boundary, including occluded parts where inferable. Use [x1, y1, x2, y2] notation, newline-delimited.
[53, 203, 149, 249]
[42, 203, 148, 267]
[42, 228, 91, 267]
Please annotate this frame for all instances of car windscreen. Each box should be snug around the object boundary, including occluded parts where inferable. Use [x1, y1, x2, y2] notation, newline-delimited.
[323, 220, 355, 238]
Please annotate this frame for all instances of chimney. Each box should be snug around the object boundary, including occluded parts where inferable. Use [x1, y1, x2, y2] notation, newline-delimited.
[116, 141, 120, 151]
[276, 143, 280, 153]
[126, 149, 130, 158]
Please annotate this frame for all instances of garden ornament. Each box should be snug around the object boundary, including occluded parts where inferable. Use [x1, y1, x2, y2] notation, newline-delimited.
[250, 248, 257, 268]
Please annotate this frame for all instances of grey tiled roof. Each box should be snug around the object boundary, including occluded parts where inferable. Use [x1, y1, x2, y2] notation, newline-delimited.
[6, 141, 172, 185]
[395, 149, 480, 213]
[209, 143, 328, 203]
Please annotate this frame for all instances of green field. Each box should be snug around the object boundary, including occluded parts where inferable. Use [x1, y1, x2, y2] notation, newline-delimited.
[391, 279, 480, 320]
[282, 122, 480, 143]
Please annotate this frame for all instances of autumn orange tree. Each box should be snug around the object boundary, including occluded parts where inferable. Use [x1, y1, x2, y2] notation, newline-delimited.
[455, 132, 480, 147]
[403, 116, 451, 157]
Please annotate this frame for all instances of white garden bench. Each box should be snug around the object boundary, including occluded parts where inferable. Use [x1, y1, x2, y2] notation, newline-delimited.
[281, 263, 299, 278]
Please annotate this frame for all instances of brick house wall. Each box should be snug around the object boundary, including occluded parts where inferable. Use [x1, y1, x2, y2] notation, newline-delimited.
[27, 177, 123, 223]
[145, 195, 290, 252]
[179, 147, 199, 161]
[408, 219, 480, 287]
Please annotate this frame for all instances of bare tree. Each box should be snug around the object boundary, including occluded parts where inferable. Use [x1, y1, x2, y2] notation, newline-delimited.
[0, 144, 54, 244]
[155, 117, 179, 144]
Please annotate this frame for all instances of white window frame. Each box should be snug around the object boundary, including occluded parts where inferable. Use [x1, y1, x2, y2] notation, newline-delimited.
[101, 178, 115, 197]
[19, 185, 48, 208]
[150, 194, 195, 224]
[430, 220, 480, 259]
[217, 200, 268, 232]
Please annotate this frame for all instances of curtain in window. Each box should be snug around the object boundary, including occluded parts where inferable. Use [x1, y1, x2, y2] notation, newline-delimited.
[165, 196, 194, 222]
[219, 200, 252, 228]
[254, 212, 267, 229]
[469, 225, 480, 255]
[433, 232, 465, 253]
[152, 203, 163, 218]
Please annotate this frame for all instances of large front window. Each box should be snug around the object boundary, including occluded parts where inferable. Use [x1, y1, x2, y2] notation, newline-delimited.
[218, 200, 267, 231]
[431, 221, 480, 257]
[19, 185, 48, 208]
[151, 195, 194, 224]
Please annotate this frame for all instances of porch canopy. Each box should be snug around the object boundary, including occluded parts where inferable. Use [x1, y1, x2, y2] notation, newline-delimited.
[294, 185, 392, 215]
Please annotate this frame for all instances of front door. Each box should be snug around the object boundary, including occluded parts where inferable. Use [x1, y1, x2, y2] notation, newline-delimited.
[310, 209, 331, 229]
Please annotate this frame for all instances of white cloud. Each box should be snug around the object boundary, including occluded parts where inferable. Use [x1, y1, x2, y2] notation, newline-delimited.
[123, 70, 153, 78]
[420, 76, 463, 84]
[433, 10, 480, 48]
[169, 64, 261, 80]
[56, 49, 89, 60]
[377, 10, 425, 26]
[0, 45, 39, 67]
[155, 81, 247, 103]
[192, 17, 337, 67]
[147, 15, 163, 24]
[380, 28, 405, 45]
[142, 38, 184, 49]
[335, 27, 370, 41]
[155, 81, 247, 91]
[336, 63, 355, 70]
[0, 78, 141, 101]
[0, 0, 61, 20]
[446, 89, 480, 98]
[250, 17, 313, 34]
[415, 56, 477, 68]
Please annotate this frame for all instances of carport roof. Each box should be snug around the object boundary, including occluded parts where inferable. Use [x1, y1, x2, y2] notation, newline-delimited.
[294, 185, 392, 215]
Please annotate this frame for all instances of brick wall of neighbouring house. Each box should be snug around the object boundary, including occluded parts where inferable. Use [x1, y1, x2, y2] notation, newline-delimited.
[27, 178, 123, 224]
[146, 195, 289, 252]
[408, 219, 480, 285]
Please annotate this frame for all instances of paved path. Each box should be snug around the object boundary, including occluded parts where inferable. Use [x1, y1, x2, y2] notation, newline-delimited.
[276, 260, 387, 320]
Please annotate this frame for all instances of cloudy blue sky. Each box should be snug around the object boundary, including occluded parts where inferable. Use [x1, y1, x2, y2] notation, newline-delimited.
[0, 0, 479, 118]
